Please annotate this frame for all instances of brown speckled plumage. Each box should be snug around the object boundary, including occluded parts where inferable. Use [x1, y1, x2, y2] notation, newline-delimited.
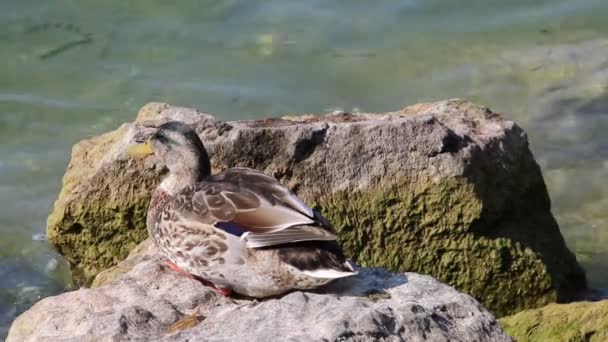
[139, 121, 356, 297]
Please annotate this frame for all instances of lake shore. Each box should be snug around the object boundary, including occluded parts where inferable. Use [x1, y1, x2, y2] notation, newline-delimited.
[2, 1, 608, 339]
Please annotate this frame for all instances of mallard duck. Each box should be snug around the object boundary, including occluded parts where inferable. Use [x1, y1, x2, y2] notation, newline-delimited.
[128, 121, 356, 297]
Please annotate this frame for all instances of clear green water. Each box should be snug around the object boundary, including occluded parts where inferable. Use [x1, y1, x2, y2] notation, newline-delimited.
[2, 0, 608, 337]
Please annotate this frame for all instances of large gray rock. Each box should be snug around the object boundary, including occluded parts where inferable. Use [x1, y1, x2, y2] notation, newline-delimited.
[7, 242, 511, 341]
[46, 100, 586, 315]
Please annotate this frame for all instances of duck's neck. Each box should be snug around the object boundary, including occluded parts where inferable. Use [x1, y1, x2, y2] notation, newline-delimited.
[161, 151, 211, 194]
[159, 171, 205, 195]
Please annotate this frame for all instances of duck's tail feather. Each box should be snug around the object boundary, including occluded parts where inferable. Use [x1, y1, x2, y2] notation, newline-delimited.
[277, 241, 358, 279]
[301, 268, 357, 279]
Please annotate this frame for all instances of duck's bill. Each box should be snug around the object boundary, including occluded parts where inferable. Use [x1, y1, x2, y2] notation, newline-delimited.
[126, 140, 154, 157]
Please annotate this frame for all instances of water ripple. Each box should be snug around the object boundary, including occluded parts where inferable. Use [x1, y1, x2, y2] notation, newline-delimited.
[0, 92, 114, 110]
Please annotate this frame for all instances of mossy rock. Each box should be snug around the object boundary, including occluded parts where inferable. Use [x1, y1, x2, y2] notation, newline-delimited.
[46, 125, 158, 285]
[317, 176, 577, 317]
[500, 300, 608, 341]
[48, 100, 586, 316]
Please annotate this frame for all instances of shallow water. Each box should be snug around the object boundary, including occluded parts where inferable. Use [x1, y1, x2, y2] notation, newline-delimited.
[1, 0, 608, 337]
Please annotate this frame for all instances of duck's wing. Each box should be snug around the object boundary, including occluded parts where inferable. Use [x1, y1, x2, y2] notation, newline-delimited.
[172, 167, 338, 248]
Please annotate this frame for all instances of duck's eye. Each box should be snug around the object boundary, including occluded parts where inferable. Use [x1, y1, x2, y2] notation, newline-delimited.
[153, 132, 168, 143]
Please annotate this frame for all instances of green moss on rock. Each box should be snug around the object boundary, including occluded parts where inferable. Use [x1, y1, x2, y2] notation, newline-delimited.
[47, 126, 160, 286]
[316, 176, 581, 317]
[500, 300, 608, 341]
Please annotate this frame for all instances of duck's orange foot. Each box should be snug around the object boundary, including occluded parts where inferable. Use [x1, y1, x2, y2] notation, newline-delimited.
[164, 261, 232, 296]
[214, 286, 232, 297]
[166, 261, 194, 278]
[165, 261, 214, 286]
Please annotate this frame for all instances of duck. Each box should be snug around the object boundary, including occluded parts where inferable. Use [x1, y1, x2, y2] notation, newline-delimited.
[128, 121, 356, 297]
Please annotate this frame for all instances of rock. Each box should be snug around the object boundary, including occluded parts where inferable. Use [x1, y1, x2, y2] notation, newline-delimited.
[46, 100, 586, 315]
[499, 300, 608, 342]
[7, 248, 512, 342]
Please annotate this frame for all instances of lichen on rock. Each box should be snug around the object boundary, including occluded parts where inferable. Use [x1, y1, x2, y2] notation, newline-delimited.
[46, 99, 586, 316]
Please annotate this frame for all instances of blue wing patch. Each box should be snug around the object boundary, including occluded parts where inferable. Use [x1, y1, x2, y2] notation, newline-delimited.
[214, 221, 247, 237]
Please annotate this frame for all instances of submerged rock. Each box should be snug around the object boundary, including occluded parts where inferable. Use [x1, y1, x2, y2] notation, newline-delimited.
[46, 100, 585, 315]
[499, 300, 608, 342]
[7, 248, 512, 341]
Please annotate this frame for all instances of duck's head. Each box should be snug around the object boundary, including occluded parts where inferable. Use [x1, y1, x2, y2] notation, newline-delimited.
[128, 121, 211, 192]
